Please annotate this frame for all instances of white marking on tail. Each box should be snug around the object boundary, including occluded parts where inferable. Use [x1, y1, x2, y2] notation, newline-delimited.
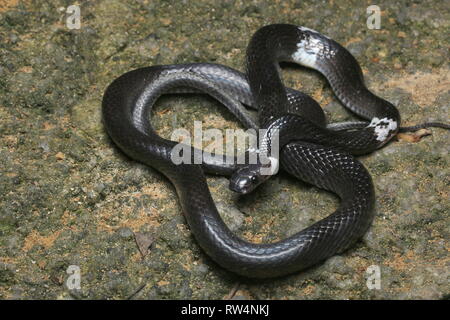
[368, 117, 398, 142]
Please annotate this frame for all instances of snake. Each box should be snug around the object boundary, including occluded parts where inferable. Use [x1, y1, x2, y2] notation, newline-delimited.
[102, 24, 449, 278]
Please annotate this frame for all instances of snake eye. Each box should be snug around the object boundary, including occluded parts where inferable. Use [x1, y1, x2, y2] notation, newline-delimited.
[251, 176, 258, 182]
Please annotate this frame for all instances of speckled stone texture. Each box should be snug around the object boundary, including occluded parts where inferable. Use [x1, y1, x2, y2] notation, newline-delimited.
[0, 0, 448, 299]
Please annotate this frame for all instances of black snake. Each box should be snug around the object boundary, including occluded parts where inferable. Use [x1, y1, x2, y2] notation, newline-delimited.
[102, 24, 449, 278]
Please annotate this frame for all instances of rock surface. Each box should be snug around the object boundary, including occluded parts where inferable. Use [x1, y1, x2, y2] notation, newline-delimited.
[0, 0, 448, 299]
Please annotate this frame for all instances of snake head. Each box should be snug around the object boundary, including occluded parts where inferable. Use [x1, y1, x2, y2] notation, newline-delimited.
[229, 157, 278, 194]
[229, 164, 264, 194]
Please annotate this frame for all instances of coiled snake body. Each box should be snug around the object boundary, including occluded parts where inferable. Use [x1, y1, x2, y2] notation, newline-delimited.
[102, 24, 447, 277]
